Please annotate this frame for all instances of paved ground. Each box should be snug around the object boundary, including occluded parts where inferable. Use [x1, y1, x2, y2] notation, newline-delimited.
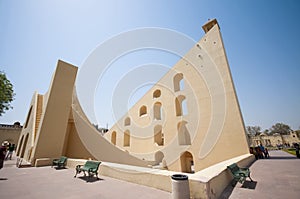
[0, 150, 299, 199]
[0, 157, 171, 199]
[221, 150, 300, 199]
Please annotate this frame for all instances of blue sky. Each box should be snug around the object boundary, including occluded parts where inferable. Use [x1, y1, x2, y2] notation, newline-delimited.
[0, 0, 299, 130]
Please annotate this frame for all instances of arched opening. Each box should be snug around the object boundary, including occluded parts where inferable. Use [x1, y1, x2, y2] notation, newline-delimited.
[124, 117, 131, 126]
[154, 125, 163, 146]
[24, 106, 33, 128]
[16, 135, 24, 156]
[180, 151, 194, 173]
[175, 95, 187, 116]
[153, 89, 161, 98]
[139, 105, 147, 117]
[173, 73, 184, 92]
[20, 133, 29, 158]
[153, 102, 162, 120]
[178, 121, 191, 145]
[154, 151, 164, 165]
[111, 131, 116, 145]
[123, 130, 130, 147]
[182, 98, 188, 115]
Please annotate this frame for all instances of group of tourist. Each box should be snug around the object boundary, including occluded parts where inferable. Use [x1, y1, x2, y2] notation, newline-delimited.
[250, 144, 270, 159]
[0, 142, 16, 170]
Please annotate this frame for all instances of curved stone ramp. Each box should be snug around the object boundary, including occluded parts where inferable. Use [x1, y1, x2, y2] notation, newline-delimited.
[71, 93, 148, 167]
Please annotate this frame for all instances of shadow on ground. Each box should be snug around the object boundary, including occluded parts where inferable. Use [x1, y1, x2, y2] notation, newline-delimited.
[220, 180, 258, 199]
[241, 180, 257, 189]
[77, 176, 104, 183]
[54, 167, 67, 170]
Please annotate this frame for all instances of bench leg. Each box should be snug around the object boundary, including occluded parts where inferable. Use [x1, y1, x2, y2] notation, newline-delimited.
[74, 169, 80, 178]
[74, 170, 78, 178]
[231, 180, 237, 187]
[248, 174, 254, 182]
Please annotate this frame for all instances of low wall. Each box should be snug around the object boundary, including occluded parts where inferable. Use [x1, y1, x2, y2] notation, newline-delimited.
[63, 153, 254, 199]
[189, 154, 255, 199]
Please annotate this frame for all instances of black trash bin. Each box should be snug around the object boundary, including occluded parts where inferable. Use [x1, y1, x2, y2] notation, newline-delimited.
[171, 174, 190, 199]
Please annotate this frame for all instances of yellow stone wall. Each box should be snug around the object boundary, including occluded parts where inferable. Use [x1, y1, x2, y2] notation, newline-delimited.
[0, 123, 22, 145]
[104, 19, 250, 172]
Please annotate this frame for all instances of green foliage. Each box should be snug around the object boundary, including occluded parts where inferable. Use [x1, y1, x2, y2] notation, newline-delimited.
[269, 122, 291, 135]
[246, 125, 261, 136]
[282, 148, 296, 156]
[0, 71, 15, 116]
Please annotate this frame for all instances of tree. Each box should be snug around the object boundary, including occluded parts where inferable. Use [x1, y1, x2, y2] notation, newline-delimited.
[262, 129, 270, 135]
[269, 123, 291, 135]
[246, 126, 261, 136]
[0, 71, 15, 116]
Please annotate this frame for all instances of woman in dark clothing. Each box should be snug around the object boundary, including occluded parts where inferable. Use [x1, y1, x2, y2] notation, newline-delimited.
[0, 145, 7, 169]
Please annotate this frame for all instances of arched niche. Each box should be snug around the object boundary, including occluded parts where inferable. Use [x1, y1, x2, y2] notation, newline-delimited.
[180, 151, 194, 173]
[123, 130, 130, 147]
[124, 117, 131, 126]
[111, 131, 116, 145]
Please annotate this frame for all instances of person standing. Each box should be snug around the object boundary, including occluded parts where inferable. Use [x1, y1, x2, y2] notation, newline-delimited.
[259, 144, 265, 158]
[5, 144, 15, 160]
[294, 143, 300, 158]
[0, 144, 7, 170]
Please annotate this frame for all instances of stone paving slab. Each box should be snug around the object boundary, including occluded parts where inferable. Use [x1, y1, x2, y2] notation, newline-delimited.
[221, 150, 300, 199]
[0, 158, 171, 199]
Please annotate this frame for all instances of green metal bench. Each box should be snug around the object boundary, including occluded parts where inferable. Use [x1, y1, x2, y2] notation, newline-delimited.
[74, 160, 101, 179]
[227, 163, 253, 185]
[52, 156, 67, 168]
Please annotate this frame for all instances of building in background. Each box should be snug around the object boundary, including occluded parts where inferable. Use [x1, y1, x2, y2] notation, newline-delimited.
[248, 131, 300, 148]
[0, 122, 22, 145]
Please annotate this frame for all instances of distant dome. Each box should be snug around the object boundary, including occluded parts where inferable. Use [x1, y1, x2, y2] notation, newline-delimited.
[14, 121, 21, 126]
